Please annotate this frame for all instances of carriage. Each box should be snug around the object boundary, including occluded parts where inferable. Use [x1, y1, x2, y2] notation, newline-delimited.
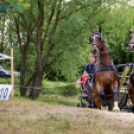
[76, 28, 134, 113]
[77, 64, 134, 112]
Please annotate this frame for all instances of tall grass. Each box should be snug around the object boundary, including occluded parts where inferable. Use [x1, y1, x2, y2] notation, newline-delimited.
[41, 80, 79, 96]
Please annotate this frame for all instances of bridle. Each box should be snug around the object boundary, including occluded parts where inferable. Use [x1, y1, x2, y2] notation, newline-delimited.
[89, 31, 115, 68]
[89, 31, 106, 54]
[129, 31, 134, 45]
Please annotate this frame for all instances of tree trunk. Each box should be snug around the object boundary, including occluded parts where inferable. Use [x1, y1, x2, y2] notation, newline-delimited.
[14, 16, 28, 96]
[20, 50, 27, 96]
[29, 1, 44, 99]
[29, 68, 43, 99]
[0, 15, 5, 64]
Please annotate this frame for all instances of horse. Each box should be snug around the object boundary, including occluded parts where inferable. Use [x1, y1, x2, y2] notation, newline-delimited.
[89, 27, 120, 111]
[127, 29, 134, 108]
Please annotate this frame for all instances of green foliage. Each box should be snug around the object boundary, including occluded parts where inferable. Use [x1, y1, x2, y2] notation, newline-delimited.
[1, 0, 134, 97]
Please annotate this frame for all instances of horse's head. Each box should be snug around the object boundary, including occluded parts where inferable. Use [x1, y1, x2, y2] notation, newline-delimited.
[128, 29, 134, 52]
[89, 27, 104, 57]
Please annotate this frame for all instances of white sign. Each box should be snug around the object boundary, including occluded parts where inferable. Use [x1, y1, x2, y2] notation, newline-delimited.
[0, 85, 12, 100]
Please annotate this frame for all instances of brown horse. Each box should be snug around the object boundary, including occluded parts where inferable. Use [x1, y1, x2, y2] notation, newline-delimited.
[127, 29, 134, 107]
[89, 27, 120, 111]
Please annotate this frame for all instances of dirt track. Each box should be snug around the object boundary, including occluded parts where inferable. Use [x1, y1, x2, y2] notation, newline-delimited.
[0, 99, 134, 134]
[40, 104, 134, 133]
[45, 105, 134, 123]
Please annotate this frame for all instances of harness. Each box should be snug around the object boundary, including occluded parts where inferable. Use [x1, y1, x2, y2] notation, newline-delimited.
[129, 31, 134, 45]
[95, 65, 115, 73]
[92, 62, 116, 85]
[129, 73, 134, 94]
[95, 58, 116, 72]
[89, 31, 117, 85]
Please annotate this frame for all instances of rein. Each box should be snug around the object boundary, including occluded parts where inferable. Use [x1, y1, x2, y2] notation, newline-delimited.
[97, 57, 114, 67]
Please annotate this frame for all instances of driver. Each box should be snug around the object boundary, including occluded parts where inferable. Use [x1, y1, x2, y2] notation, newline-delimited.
[82, 53, 96, 108]
[83, 53, 96, 78]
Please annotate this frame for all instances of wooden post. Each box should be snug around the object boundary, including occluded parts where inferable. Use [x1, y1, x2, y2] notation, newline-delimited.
[11, 48, 14, 97]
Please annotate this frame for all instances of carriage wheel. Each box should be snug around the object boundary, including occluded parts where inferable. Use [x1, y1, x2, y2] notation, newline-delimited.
[77, 102, 89, 108]
[83, 102, 89, 108]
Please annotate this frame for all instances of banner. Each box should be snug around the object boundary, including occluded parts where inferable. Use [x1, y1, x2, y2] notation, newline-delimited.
[0, 85, 12, 100]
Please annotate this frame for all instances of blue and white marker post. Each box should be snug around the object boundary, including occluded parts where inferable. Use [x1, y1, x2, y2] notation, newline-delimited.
[0, 48, 14, 100]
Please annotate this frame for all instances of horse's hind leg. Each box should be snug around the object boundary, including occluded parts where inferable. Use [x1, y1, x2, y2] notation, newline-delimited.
[127, 80, 134, 107]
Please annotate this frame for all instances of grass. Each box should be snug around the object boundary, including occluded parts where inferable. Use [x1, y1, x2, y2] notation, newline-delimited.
[0, 97, 134, 134]
[1, 78, 134, 134]
[41, 79, 79, 96]
[39, 94, 79, 107]
[42, 79, 68, 88]
[0, 77, 20, 85]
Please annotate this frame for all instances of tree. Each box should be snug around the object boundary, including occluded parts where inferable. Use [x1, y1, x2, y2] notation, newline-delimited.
[1, 0, 133, 99]
[17, 0, 133, 99]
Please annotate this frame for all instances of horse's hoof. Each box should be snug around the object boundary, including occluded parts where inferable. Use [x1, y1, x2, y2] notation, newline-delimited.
[113, 106, 120, 112]
[101, 106, 108, 110]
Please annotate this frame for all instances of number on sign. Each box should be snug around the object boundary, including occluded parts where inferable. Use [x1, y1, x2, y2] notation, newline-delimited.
[3, 88, 8, 98]
[0, 85, 12, 100]
[0, 88, 4, 98]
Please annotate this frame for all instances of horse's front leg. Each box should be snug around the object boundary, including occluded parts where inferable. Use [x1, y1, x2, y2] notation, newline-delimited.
[113, 82, 120, 112]
[92, 91, 101, 109]
[127, 80, 134, 107]
[96, 83, 108, 109]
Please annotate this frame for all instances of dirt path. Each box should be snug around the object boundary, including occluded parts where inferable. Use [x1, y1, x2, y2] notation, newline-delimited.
[0, 99, 134, 134]
[47, 105, 134, 122]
